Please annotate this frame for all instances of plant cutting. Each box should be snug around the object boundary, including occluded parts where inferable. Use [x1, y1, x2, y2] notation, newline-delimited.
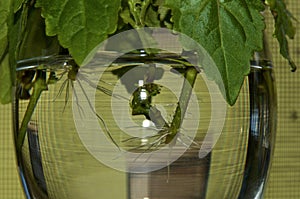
[0, 0, 296, 146]
[0, 0, 297, 199]
[0, 0, 297, 103]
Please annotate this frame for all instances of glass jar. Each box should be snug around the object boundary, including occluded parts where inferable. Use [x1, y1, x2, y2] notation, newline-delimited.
[12, 6, 276, 199]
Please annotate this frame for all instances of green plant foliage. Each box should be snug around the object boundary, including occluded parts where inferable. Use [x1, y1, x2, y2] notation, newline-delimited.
[267, 0, 297, 72]
[0, 0, 297, 105]
[35, 0, 122, 65]
[0, 54, 11, 104]
[165, 0, 265, 105]
[0, 0, 12, 104]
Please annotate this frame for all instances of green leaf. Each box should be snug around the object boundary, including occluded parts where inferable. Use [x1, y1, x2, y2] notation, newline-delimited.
[267, 0, 297, 72]
[0, 54, 12, 104]
[0, 0, 11, 60]
[165, 0, 265, 105]
[144, 5, 161, 27]
[0, 0, 12, 104]
[13, 0, 25, 13]
[17, 7, 61, 60]
[35, 0, 122, 65]
[1, 1, 35, 104]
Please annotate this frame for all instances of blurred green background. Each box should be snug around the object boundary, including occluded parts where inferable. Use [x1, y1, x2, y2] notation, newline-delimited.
[0, 1, 299, 198]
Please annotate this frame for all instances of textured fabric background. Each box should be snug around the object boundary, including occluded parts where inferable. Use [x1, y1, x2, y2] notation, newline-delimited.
[264, 1, 300, 198]
[0, 1, 299, 198]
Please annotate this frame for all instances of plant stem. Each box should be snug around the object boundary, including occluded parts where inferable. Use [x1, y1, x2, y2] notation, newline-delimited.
[165, 67, 198, 144]
[17, 70, 48, 153]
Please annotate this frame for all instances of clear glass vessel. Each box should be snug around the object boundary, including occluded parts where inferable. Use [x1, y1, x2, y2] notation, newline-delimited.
[12, 6, 276, 199]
